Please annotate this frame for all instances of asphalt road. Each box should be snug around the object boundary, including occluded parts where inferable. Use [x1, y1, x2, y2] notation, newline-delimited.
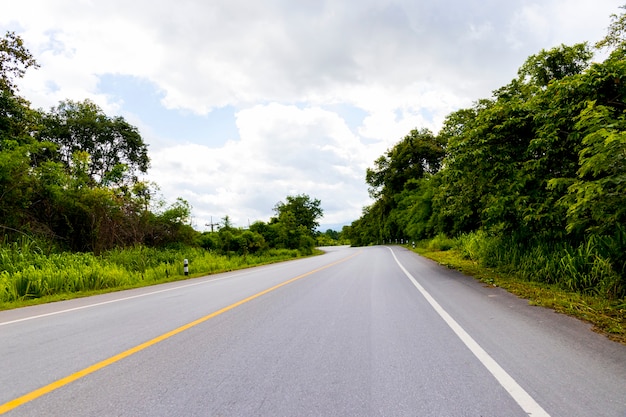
[1, 245, 625, 416]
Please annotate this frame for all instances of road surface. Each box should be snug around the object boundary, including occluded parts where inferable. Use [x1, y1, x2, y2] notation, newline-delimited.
[1, 245, 625, 416]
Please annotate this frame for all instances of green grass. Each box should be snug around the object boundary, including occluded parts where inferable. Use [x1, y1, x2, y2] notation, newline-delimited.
[451, 231, 626, 299]
[412, 243, 626, 345]
[0, 244, 321, 311]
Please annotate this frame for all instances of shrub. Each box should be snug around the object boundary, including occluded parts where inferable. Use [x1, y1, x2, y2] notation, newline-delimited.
[427, 233, 456, 251]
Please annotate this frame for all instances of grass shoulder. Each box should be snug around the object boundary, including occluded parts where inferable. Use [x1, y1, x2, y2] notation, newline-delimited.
[0, 248, 324, 312]
[413, 246, 626, 345]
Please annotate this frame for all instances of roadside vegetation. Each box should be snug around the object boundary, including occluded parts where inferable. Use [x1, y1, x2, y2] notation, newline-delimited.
[345, 9, 626, 340]
[411, 233, 626, 344]
[0, 238, 315, 309]
[0, 191, 338, 309]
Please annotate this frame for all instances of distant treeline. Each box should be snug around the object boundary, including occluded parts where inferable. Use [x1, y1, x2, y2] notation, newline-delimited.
[345, 10, 626, 299]
[197, 195, 339, 256]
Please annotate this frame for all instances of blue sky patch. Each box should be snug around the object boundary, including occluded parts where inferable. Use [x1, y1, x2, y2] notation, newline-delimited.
[97, 74, 239, 147]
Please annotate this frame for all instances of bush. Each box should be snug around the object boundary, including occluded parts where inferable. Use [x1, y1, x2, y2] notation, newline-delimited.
[426, 233, 456, 251]
[448, 231, 625, 299]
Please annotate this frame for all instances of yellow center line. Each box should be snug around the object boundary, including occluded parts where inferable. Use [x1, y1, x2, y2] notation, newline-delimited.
[0, 251, 360, 414]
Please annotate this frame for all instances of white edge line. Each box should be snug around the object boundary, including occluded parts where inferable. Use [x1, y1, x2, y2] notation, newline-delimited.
[387, 247, 551, 417]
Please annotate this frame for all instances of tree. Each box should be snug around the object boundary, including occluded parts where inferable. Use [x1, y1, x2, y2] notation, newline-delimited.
[0, 31, 38, 94]
[347, 200, 388, 246]
[366, 128, 444, 200]
[394, 178, 438, 241]
[270, 194, 322, 252]
[556, 102, 626, 237]
[430, 104, 489, 236]
[360, 128, 446, 242]
[220, 215, 234, 231]
[250, 220, 278, 247]
[218, 215, 235, 253]
[147, 198, 196, 247]
[595, 5, 626, 54]
[429, 44, 595, 239]
[0, 141, 37, 232]
[273, 194, 323, 236]
[0, 32, 199, 252]
[518, 43, 592, 87]
[0, 32, 45, 237]
[40, 99, 149, 187]
[236, 230, 267, 255]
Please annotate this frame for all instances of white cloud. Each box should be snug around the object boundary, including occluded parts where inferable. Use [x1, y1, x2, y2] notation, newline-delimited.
[149, 103, 371, 228]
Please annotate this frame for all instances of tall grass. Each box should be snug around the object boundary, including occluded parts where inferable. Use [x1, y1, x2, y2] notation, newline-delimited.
[0, 239, 304, 304]
[427, 233, 457, 252]
[453, 231, 625, 299]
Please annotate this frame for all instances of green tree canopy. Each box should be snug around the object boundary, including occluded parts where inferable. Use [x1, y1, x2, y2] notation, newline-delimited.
[366, 128, 444, 199]
[517, 43, 593, 87]
[40, 99, 149, 187]
[0, 31, 38, 94]
[273, 194, 323, 235]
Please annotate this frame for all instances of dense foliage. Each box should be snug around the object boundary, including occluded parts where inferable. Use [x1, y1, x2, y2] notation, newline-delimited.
[0, 31, 192, 253]
[347, 10, 626, 299]
[197, 194, 325, 256]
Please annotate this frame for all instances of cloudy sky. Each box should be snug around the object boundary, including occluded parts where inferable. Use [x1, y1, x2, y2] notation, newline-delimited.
[2, 0, 622, 230]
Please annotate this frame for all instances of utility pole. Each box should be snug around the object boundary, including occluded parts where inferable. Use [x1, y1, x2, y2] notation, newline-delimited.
[205, 216, 219, 233]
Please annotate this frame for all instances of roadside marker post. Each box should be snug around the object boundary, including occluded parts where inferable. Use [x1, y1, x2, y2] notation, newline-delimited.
[184, 259, 189, 276]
